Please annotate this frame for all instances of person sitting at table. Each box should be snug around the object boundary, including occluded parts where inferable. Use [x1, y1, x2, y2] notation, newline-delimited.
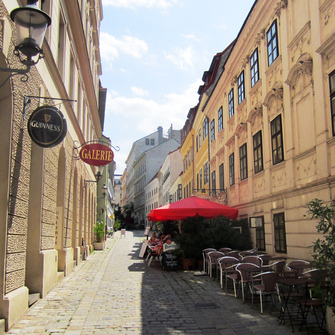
[162, 234, 172, 244]
[148, 232, 159, 245]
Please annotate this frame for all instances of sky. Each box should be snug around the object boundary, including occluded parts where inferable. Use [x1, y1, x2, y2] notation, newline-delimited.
[99, 0, 256, 175]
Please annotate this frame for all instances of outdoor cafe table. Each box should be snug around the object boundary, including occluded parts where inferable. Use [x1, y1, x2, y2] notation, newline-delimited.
[277, 277, 312, 332]
[288, 263, 311, 277]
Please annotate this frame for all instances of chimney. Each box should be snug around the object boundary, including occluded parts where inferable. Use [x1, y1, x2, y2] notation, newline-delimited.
[158, 126, 163, 145]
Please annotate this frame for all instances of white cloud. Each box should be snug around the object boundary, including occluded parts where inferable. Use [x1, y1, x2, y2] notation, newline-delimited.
[131, 87, 150, 97]
[165, 46, 195, 71]
[100, 32, 149, 65]
[182, 34, 200, 41]
[120, 68, 131, 74]
[102, 0, 180, 9]
[105, 78, 202, 137]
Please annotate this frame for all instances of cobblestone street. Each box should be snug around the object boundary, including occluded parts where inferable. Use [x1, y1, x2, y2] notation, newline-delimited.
[5, 231, 328, 334]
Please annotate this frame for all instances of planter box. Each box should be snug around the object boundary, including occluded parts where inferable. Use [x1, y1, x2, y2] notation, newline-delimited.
[182, 258, 196, 270]
[93, 242, 105, 250]
[327, 306, 335, 335]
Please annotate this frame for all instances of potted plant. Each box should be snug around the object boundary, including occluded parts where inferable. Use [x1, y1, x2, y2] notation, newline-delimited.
[94, 220, 106, 250]
[175, 217, 208, 270]
[306, 198, 335, 334]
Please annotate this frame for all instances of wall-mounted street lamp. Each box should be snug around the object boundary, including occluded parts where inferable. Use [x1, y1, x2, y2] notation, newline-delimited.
[101, 184, 107, 197]
[84, 171, 103, 188]
[0, 0, 51, 81]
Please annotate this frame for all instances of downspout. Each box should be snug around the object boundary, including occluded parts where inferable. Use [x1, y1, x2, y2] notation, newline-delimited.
[207, 116, 211, 193]
[192, 134, 195, 195]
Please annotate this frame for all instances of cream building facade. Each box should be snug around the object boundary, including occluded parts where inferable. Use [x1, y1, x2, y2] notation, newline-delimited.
[0, 0, 104, 330]
[188, 0, 335, 260]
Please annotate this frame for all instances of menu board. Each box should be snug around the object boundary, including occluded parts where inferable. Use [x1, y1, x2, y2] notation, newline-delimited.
[162, 251, 179, 270]
[139, 240, 148, 258]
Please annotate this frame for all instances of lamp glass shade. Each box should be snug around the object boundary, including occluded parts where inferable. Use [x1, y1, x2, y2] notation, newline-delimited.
[10, 4, 51, 58]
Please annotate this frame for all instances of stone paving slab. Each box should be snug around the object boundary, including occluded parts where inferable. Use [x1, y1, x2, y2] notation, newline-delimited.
[5, 230, 329, 334]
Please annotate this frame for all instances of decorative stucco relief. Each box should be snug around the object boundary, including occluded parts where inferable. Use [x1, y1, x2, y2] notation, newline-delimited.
[235, 124, 247, 143]
[248, 104, 263, 131]
[295, 154, 317, 184]
[288, 22, 311, 64]
[250, 82, 262, 108]
[237, 100, 247, 124]
[225, 135, 235, 155]
[271, 167, 287, 191]
[266, 60, 283, 91]
[285, 54, 313, 97]
[275, 0, 288, 17]
[253, 174, 266, 194]
[263, 82, 284, 121]
[322, 0, 335, 26]
[255, 29, 265, 46]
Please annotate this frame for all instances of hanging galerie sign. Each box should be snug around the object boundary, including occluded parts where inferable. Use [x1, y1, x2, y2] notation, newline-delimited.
[27, 106, 67, 148]
[79, 143, 114, 166]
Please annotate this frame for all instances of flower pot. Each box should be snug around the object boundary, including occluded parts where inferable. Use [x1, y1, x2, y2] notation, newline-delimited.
[182, 257, 196, 270]
[93, 241, 105, 250]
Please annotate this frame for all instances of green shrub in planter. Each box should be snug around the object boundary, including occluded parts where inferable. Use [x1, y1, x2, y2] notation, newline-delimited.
[306, 199, 335, 316]
[94, 221, 106, 242]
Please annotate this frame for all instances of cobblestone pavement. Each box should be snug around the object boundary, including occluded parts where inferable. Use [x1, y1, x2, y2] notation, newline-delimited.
[6, 231, 329, 334]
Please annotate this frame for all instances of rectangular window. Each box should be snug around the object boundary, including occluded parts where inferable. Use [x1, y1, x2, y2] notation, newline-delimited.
[151, 139, 155, 145]
[271, 115, 284, 164]
[196, 136, 199, 152]
[329, 71, 335, 136]
[229, 153, 235, 186]
[178, 184, 182, 200]
[219, 163, 224, 190]
[253, 131, 263, 174]
[218, 107, 223, 132]
[211, 119, 215, 142]
[145, 139, 149, 145]
[250, 48, 259, 88]
[274, 213, 287, 253]
[267, 20, 279, 66]
[204, 162, 209, 185]
[211, 170, 216, 195]
[203, 118, 209, 139]
[238, 71, 245, 104]
[199, 129, 202, 147]
[199, 168, 203, 189]
[250, 216, 265, 251]
[197, 173, 199, 190]
[239, 143, 248, 181]
[228, 89, 234, 118]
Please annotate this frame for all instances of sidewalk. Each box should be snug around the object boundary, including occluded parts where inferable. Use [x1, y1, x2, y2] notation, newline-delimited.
[5, 231, 326, 334]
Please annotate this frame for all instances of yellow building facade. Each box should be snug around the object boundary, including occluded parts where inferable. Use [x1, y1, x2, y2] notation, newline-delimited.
[180, 107, 196, 198]
[182, 0, 335, 260]
[0, 0, 104, 330]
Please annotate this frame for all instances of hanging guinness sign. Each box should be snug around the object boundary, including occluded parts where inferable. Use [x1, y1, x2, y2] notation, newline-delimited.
[28, 106, 67, 148]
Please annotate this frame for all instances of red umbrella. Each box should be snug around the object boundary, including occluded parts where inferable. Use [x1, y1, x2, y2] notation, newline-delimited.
[148, 196, 238, 222]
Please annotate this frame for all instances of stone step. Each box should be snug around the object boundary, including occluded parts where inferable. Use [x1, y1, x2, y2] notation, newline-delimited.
[28, 293, 40, 307]
[57, 271, 64, 282]
[0, 319, 5, 335]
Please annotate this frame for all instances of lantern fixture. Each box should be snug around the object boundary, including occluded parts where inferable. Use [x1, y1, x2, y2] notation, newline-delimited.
[0, 0, 51, 80]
